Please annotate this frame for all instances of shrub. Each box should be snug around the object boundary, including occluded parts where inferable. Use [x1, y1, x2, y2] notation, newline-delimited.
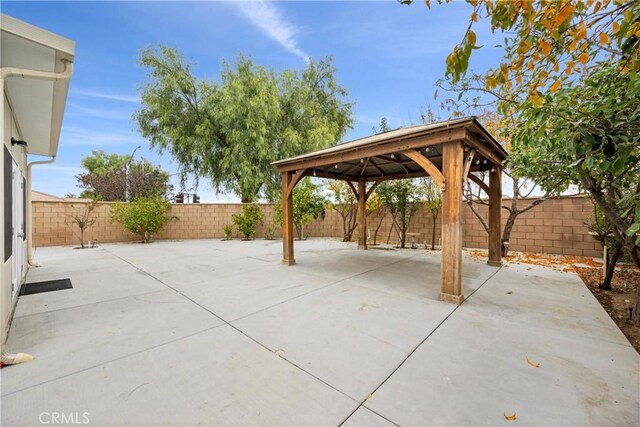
[110, 196, 175, 243]
[223, 224, 233, 240]
[264, 226, 275, 240]
[232, 204, 264, 240]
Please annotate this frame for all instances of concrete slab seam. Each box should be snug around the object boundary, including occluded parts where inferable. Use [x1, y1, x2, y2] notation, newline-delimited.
[339, 263, 504, 426]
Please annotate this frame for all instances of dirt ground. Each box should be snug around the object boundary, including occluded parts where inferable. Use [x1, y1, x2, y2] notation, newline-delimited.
[466, 249, 640, 353]
[574, 266, 640, 353]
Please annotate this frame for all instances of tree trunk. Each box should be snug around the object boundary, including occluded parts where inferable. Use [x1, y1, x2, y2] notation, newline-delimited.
[629, 246, 640, 326]
[373, 214, 384, 245]
[431, 210, 438, 250]
[80, 228, 85, 249]
[501, 213, 517, 257]
[600, 242, 622, 291]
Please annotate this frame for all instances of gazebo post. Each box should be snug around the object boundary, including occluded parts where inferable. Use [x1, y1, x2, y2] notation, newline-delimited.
[440, 140, 464, 304]
[281, 171, 295, 266]
[487, 166, 503, 266]
[357, 179, 367, 250]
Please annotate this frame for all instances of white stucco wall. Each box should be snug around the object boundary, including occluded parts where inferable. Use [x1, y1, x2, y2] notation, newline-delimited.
[2, 93, 28, 348]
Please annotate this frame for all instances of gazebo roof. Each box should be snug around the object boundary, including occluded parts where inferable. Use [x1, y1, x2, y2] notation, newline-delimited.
[273, 117, 508, 182]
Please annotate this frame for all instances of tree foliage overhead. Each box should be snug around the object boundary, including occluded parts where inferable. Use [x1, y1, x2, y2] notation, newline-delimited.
[403, 0, 639, 108]
[135, 46, 353, 203]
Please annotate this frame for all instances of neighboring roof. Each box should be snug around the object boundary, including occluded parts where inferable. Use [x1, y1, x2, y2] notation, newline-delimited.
[273, 117, 508, 181]
[31, 190, 63, 202]
[1, 14, 75, 157]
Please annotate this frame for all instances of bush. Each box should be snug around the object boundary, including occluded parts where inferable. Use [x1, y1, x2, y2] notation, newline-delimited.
[232, 204, 264, 240]
[264, 226, 275, 240]
[223, 224, 233, 240]
[110, 196, 175, 243]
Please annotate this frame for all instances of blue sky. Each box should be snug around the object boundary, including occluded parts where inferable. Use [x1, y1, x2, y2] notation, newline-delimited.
[4, 1, 503, 201]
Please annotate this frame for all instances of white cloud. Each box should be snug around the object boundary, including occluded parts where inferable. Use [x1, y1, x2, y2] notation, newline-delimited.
[67, 102, 132, 121]
[72, 89, 139, 104]
[236, 1, 309, 63]
[61, 126, 143, 147]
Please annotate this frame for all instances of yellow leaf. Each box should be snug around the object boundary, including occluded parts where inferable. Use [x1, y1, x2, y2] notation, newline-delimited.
[553, 62, 559, 72]
[527, 356, 541, 367]
[539, 39, 552, 56]
[504, 412, 517, 421]
[472, 11, 478, 22]
[613, 21, 621, 34]
[593, 1, 602, 13]
[579, 52, 589, 65]
[550, 80, 561, 93]
[569, 39, 577, 52]
[530, 91, 543, 108]
[425, 0, 431, 9]
[600, 32, 609, 45]
[366, 393, 373, 400]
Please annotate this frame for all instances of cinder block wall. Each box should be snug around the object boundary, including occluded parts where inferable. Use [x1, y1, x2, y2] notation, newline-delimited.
[32, 196, 600, 257]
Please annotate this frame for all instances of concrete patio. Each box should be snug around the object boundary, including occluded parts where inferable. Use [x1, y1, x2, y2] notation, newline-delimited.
[1, 239, 638, 426]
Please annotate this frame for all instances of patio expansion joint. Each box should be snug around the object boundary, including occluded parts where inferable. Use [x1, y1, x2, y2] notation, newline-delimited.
[228, 251, 427, 324]
[338, 263, 505, 427]
[0, 323, 226, 398]
[12, 289, 168, 320]
[100, 245, 428, 421]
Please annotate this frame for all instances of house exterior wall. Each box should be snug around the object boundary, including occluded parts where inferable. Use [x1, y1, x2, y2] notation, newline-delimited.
[32, 196, 600, 258]
[2, 94, 29, 347]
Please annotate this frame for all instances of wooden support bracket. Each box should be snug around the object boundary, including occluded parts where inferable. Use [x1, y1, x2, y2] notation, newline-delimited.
[285, 168, 307, 199]
[463, 149, 476, 180]
[402, 150, 446, 190]
[468, 173, 490, 195]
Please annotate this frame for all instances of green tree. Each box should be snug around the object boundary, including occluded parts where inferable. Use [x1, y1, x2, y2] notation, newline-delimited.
[110, 196, 175, 243]
[327, 181, 358, 242]
[135, 46, 353, 203]
[232, 204, 264, 240]
[273, 178, 326, 240]
[366, 192, 386, 246]
[377, 180, 421, 249]
[421, 177, 442, 250]
[77, 150, 170, 201]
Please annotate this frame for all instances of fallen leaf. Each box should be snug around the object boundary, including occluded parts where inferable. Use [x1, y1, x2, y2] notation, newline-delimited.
[504, 412, 517, 421]
[366, 393, 373, 400]
[527, 357, 541, 368]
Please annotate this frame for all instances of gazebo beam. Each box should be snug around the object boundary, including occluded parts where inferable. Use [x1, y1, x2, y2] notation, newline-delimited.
[440, 140, 464, 304]
[463, 130, 503, 166]
[277, 127, 467, 172]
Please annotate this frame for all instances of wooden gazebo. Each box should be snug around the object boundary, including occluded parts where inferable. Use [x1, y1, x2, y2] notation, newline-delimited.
[272, 117, 508, 304]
